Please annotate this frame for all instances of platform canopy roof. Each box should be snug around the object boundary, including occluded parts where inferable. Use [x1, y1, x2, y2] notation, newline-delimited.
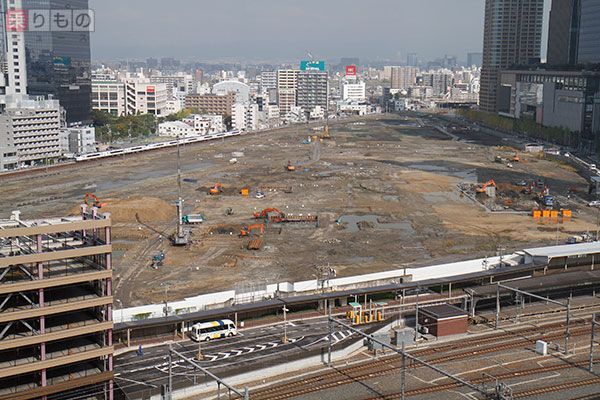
[523, 242, 600, 260]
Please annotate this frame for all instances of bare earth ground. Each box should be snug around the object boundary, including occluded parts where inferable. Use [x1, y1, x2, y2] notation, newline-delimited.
[1, 114, 597, 306]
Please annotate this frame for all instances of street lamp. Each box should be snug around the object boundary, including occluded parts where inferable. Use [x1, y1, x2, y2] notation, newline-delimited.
[282, 306, 289, 344]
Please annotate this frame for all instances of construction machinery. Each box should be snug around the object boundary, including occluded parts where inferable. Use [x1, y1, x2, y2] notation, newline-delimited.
[182, 214, 205, 224]
[173, 138, 190, 246]
[476, 179, 497, 194]
[512, 153, 521, 162]
[286, 161, 296, 172]
[240, 224, 265, 237]
[247, 238, 263, 251]
[209, 183, 224, 195]
[152, 251, 165, 269]
[84, 193, 107, 208]
[253, 208, 285, 221]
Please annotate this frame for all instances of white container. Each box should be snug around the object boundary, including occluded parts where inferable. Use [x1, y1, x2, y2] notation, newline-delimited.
[535, 340, 548, 356]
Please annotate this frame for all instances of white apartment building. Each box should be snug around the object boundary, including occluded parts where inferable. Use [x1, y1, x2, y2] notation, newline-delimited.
[277, 69, 299, 115]
[0, 96, 63, 166]
[149, 73, 195, 98]
[158, 114, 224, 137]
[232, 103, 259, 132]
[92, 80, 126, 116]
[158, 121, 195, 137]
[125, 80, 168, 116]
[260, 71, 277, 93]
[342, 82, 366, 101]
[166, 99, 183, 115]
[59, 126, 96, 155]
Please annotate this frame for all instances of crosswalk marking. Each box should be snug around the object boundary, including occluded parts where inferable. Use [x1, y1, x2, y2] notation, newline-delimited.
[203, 336, 304, 362]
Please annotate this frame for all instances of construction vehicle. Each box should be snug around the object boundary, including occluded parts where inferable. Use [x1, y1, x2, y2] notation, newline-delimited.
[247, 238, 263, 251]
[512, 153, 520, 162]
[476, 179, 497, 194]
[253, 208, 285, 221]
[209, 183, 223, 195]
[286, 161, 296, 172]
[182, 214, 205, 224]
[152, 251, 165, 269]
[239, 224, 265, 237]
[84, 193, 107, 208]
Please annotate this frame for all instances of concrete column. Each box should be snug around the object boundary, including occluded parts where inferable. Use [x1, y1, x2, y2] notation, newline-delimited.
[127, 329, 131, 347]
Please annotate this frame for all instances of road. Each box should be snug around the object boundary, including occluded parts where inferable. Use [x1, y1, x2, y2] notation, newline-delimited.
[114, 317, 364, 399]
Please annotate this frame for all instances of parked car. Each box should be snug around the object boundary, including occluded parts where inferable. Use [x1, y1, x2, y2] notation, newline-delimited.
[588, 200, 600, 207]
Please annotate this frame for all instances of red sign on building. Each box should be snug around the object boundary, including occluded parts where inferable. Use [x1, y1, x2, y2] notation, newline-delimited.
[345, 65, 357, 76]
[147, 86, 155, 94]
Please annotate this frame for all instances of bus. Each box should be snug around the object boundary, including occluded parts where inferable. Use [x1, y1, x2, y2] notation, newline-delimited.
[190, 319, 238, 342]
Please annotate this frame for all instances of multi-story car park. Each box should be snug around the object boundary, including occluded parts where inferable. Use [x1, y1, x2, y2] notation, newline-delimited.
[0, 207, 114, 400]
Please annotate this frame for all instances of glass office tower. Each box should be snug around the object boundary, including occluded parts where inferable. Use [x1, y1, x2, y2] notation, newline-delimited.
[23, 0, 92, 124]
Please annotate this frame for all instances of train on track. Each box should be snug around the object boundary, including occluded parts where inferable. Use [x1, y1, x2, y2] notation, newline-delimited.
[74, 130, 244, 162]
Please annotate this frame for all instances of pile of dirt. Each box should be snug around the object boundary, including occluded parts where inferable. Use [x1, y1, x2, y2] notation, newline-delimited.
[96, 197, 174, 223]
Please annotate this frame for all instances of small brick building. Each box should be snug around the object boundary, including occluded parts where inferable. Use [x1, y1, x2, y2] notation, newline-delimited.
[418, 304, 468, 337]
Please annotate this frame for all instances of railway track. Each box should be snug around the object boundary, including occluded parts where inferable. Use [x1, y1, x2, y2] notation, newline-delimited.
[512, 376, 600, 399]
[248, 322, 593, 400]
[360, 360, 594, 399]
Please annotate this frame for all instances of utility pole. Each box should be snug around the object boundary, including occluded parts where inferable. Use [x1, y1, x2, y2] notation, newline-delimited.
[282, 306, 289, 344]
[495, 283, 500, 329]
[414, 288, 420, 342]
[400, 341, 406, 400]
[566, 298, 571, 355]
[327, 302, 332, 367]
[590, 313, 599, 373]
[168, 343, 173, 400]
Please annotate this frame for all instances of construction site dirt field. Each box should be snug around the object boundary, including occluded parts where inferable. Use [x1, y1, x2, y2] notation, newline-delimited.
[2, 114, 599, 306]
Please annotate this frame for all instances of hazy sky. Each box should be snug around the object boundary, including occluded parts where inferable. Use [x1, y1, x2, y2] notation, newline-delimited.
[90, 0, 550, 63]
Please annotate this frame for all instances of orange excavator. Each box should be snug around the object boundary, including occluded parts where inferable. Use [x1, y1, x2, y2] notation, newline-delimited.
[240, 224, 265, 237]
[476, 179, 497, 194]
[253, 208, 285, 221]
[83, 193, 107, 208]
[209, 183, 223, 195]
[286, 161, 296, 172]
[512, 153, 520, 162]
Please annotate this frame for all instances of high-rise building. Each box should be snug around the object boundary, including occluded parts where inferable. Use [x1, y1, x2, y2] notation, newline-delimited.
[0, 208, 114, 400]
[480, 0, 544, 112]
[276, 69, 299, 115]
[467, 52, 483, 67]
[194, 68, 204, 84]
[146, 57, 159, 69]
[390, 66, 418, 90]
[22, 0, 93, 125]
[547, 0, 581, 66]
[547, 0, 600, 66]
[296, 70, 328, 116]
[578, 0, 600, 64]
[0, 0, 28, 101]
[406, 53, 418, 67]
[125, 80, 168, 116]
[0, 95, 62, 166]
[260, 71, 277, 93]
